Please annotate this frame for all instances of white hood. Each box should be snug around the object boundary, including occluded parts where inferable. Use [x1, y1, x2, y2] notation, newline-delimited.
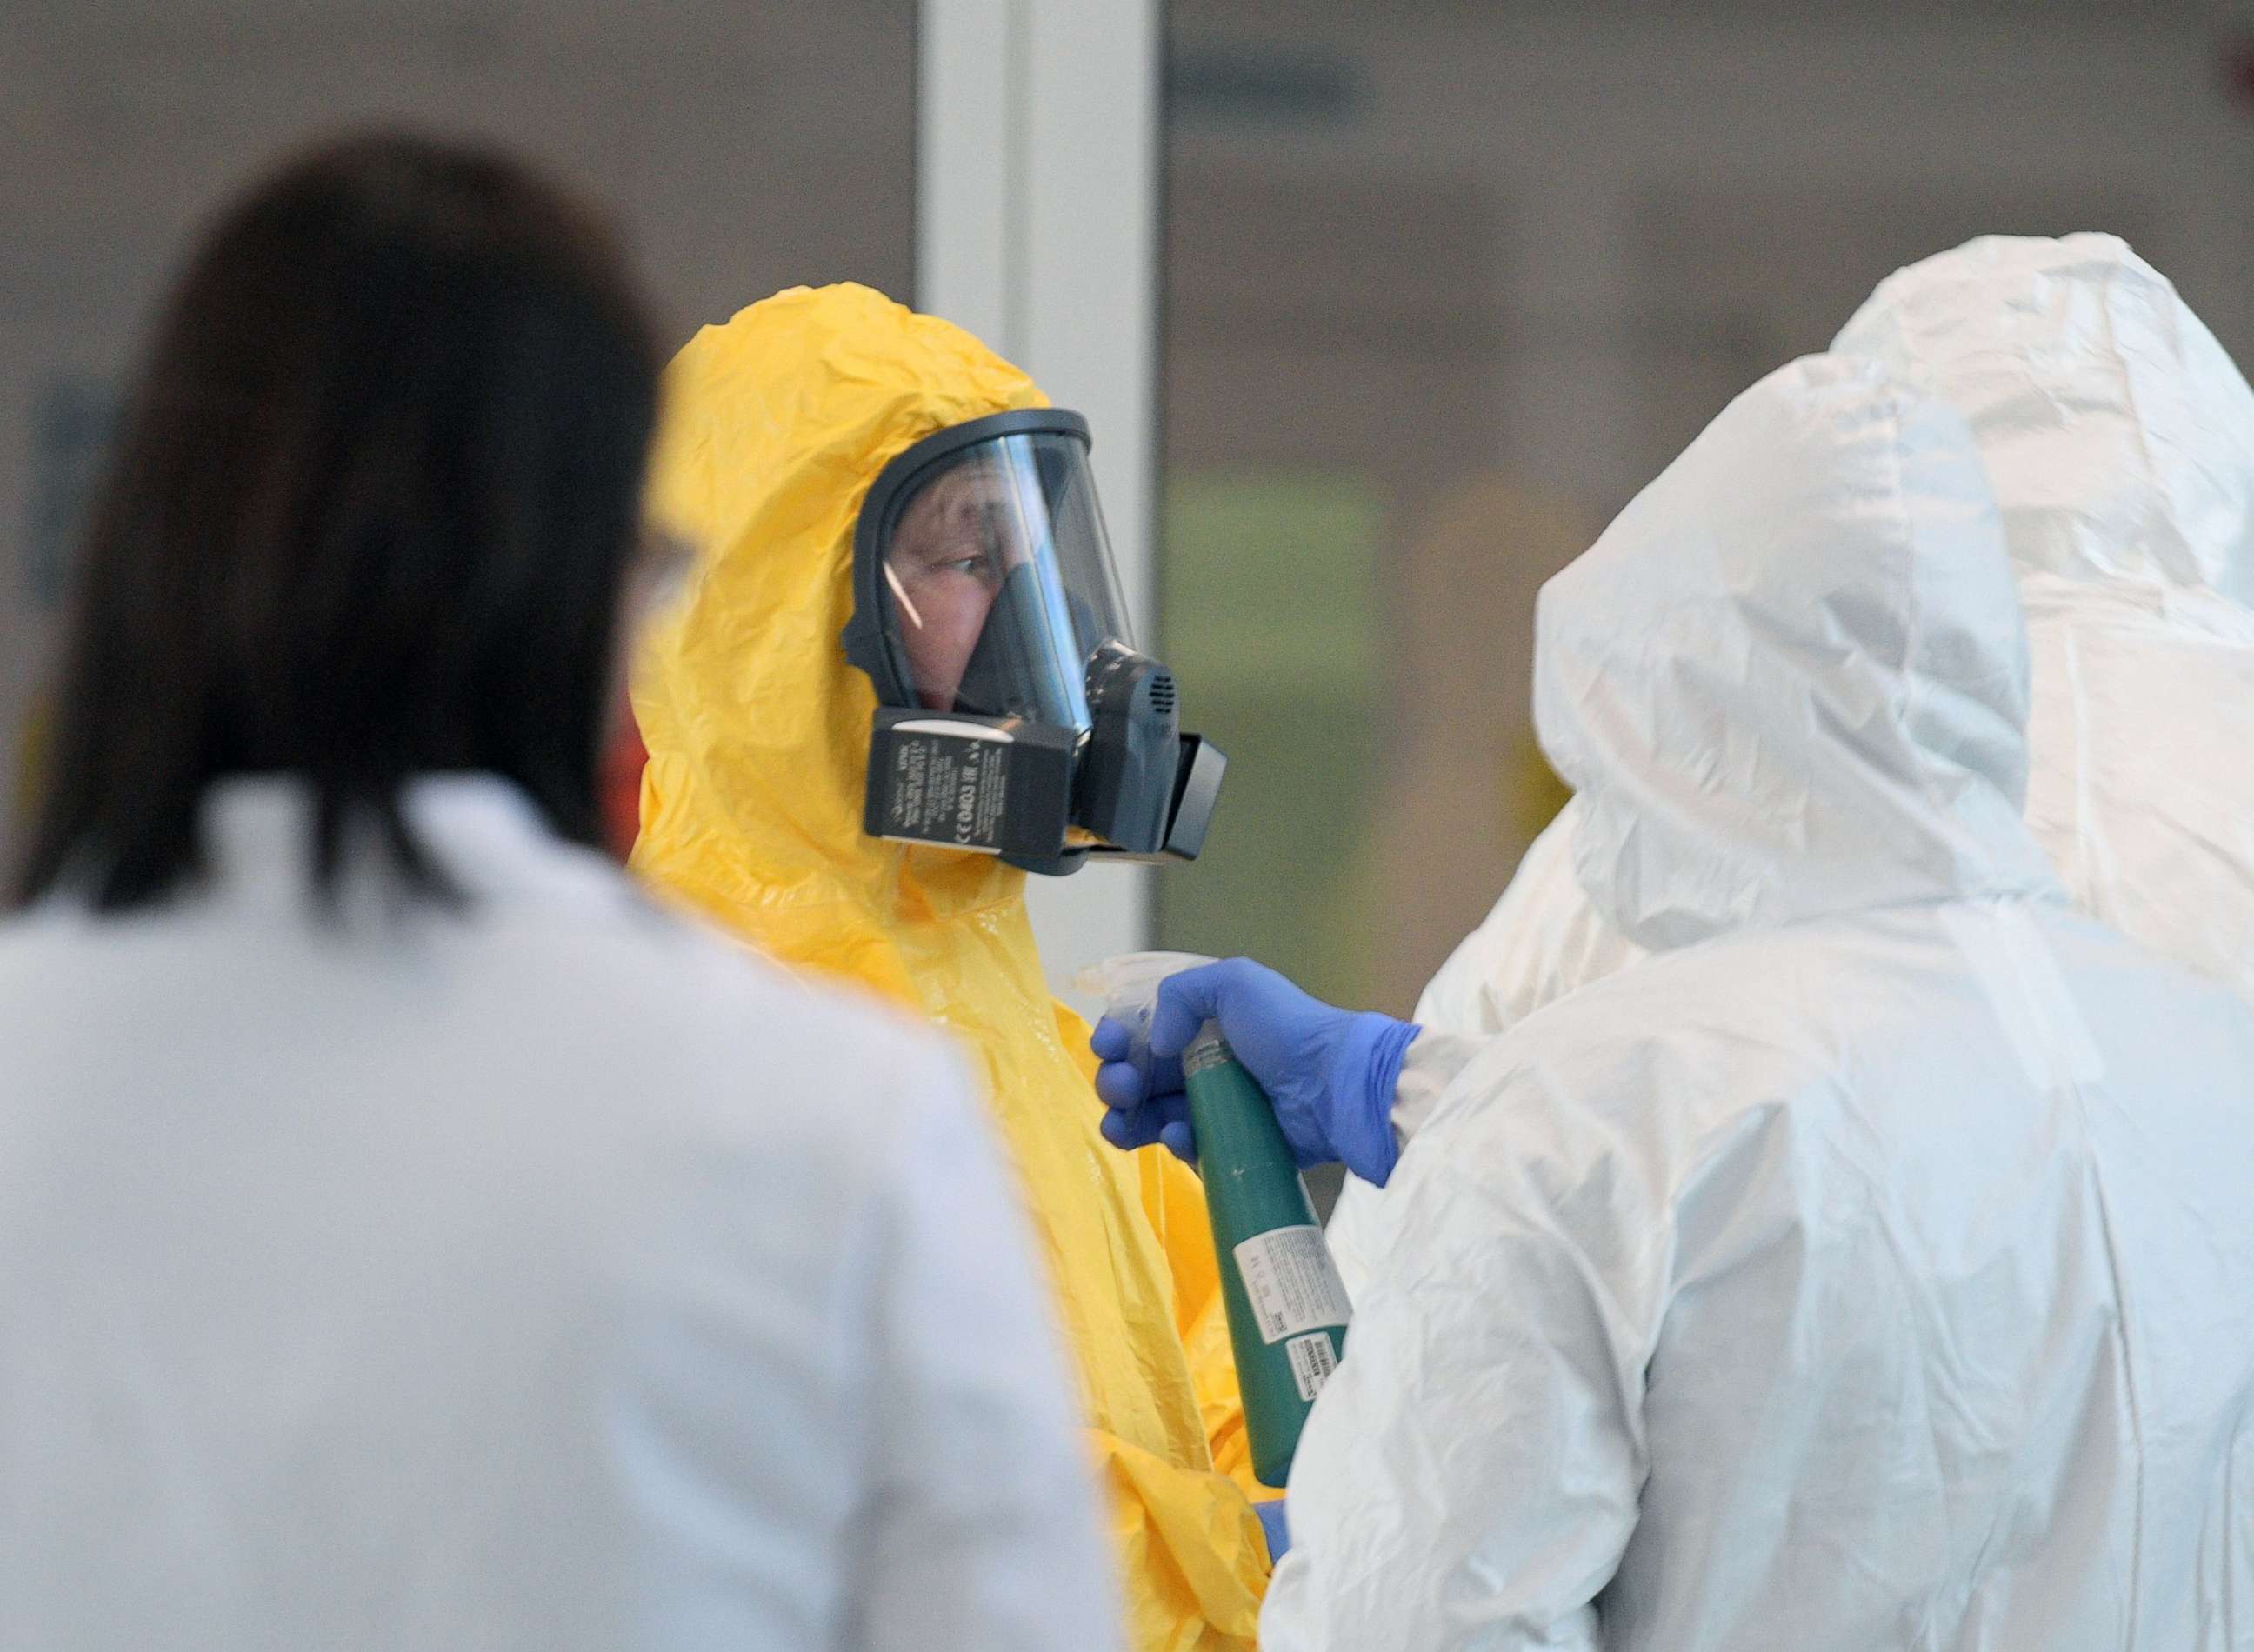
[1835, 233, 2254, 610]
[1533, 354, 2059, 952]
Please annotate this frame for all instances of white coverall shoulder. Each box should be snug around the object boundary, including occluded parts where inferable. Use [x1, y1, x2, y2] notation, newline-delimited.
[1270, 354, 2254, 1649]
[1407, 796, 1637, 1039]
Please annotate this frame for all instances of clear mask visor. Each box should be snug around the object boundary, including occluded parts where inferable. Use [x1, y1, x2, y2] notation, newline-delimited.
[877, 430, 1132, 729]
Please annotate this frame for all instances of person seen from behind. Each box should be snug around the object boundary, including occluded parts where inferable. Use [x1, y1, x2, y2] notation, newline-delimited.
[0, 133, 1116, 1652]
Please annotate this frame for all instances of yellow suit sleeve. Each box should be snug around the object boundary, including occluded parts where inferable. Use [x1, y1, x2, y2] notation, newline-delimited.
[1093, 1428, 1270, 1650]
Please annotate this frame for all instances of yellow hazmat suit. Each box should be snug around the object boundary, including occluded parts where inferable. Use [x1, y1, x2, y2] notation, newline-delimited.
[631, 283, 1270, 1650]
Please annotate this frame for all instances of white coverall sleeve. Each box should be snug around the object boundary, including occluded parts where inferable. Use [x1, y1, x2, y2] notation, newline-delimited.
[857, 1048, 1124, 1652]
[1326, 1032, 1489, 1306]
[1268, 1090, 1649, 1652]
[1331, 803, 1640, 1305]
[1390, 1030, 1486, 1148]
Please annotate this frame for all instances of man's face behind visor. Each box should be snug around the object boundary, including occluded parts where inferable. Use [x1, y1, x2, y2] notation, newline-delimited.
[883, 462, 1017, 713]
[865, 423, 1116, 732]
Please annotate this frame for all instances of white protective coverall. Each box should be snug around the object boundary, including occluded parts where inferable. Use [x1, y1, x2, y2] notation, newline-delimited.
[1331, 233, 2254, 1297]
[0, 778, 1118, 1652]
[1263, 354, 2254, 1649]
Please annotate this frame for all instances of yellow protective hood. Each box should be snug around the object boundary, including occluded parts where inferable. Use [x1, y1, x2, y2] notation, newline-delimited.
[631, 284, 1267, 1650]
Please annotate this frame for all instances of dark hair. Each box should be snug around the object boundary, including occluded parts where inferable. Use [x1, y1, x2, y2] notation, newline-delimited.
[14, 131, 662, 912]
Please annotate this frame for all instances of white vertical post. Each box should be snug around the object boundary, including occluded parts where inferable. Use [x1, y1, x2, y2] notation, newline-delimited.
[917, 0, 1163, 1009]
[915, 1, 1015, 351]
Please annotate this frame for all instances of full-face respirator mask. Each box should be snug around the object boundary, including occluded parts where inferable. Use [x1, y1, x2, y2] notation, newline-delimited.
[843, 409, 1224, 876]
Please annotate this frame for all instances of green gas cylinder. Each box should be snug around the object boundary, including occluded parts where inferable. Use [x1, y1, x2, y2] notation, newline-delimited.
[1080, 950, 1356, 1488]
[1182, 1026, 1352, 1488]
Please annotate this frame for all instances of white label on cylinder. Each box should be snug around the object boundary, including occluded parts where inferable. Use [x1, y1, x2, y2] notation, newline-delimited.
[1234, 1224, 1352, 1344]
[1285, 1331, 1340, 1402]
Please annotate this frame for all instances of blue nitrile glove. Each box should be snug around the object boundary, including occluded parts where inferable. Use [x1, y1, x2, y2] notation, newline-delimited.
[1091, 957, 1419, 1188]
[1256, 1497, 1290, 1562]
